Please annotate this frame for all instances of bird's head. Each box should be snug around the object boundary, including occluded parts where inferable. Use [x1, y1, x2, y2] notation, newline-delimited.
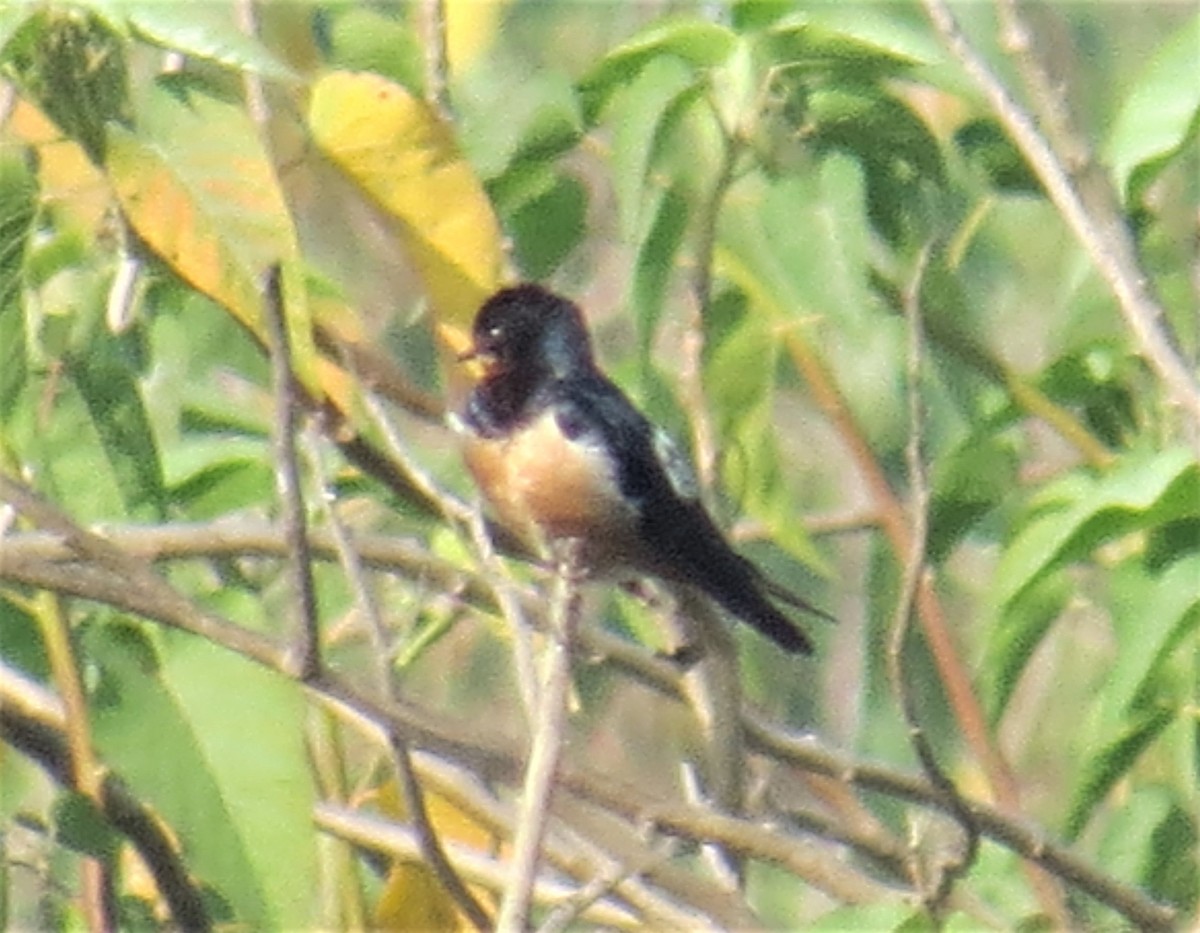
[461, 284, 595, 381]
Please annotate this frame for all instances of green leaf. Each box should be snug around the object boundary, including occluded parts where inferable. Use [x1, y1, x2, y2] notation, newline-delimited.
[578, 18, 736, 123]
[1064, 704, 1175, 841]
[1039, 342, 1139, 448]
[161, 634, 317, 929]
[984, 574, 1070, 722]
[1142, 800, 1199, 909]
[1105, 554, 1200, 722]
[804, 84, 944, 242]
[4, 8, 130, 162]
[166, 457, 274, 519]
[65, 331, 166, 519]
[53, 791, 120, 861]
[631, 183, 689, 387]
[758, 8, 936, 73]
[707, 310, 826, 572]
[119, 2, 295, 80]
[927, 429, 1019, 563]
[88, 620, 317, 929]
[461, 67, 581, 179]
[507, 171, 586, 279]
[719, 156, 903, 448]
[324, 6, 425, 93]
[1106, 11, 1200, 203]
[604, 54, 701, 244]
[994, 447, 1200, 609]
[0, 4, 39, 55]
[0, 596, 49, 682]
[760, 14, 924, 77]
[87, 620, 268, 927]
[0, 157, 36, 422]
[21, 377, 129, 522]
[955, 118, 1041, 195]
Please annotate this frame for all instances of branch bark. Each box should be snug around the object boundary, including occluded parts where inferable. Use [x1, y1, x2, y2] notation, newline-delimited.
[921, 0, 1200, 429]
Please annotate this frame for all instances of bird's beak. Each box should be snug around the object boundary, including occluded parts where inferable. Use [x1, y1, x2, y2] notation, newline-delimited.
[457, 343, 500, 380]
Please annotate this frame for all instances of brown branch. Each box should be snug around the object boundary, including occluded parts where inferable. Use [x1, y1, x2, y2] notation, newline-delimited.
[498, 541, 585, 931]
[303, 426, 492, 931]
[31, 587, 115, 933]
[744, 715, 1175, 932]
[0, 498, 1176, 929]
[0, 523, 497, 612]
[887, 245, 982, 920]
[388, 732, 493, 931]
[314, 803, 642, 930]
[261, 265, 321, 679]
[781, 331, 1023, 809]
[921, 0, 1200, 429]
[0, 663, 210, 932]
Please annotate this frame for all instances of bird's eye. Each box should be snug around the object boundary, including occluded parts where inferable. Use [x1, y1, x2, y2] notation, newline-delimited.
[487, 325, 503, 341]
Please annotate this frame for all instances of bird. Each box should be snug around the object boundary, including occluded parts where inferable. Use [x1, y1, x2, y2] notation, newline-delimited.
[453, 283, 833, 655]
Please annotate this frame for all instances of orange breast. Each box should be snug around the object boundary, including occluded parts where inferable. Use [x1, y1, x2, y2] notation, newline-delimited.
[462, 410, 639, 565]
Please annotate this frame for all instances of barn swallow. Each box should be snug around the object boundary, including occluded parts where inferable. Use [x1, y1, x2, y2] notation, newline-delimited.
[454, 283, 832, 655]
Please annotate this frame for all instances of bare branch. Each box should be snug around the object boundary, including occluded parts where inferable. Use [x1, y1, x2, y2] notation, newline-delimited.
[261, 264, 321, 679]
[314, 803, 641, 930]
[303, 426, 491, 931]
[886, 245, 982, 920]
[0, 663, 211, 932]
[0, 498, 1177, 930]
[498, 540, 585, 931]
[414, 0, 451, 116]
[921, 0, 1200, 429]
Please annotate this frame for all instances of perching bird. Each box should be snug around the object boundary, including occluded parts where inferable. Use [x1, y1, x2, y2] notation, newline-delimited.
[454, 283, 832, 655]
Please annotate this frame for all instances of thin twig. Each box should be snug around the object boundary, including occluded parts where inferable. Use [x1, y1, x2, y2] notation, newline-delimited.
[34, 592, 115, 933]
[0, 493, 1178, 930]
[780, 330, 1026, 823]
[361, 389, 474, 526]
[921, 0, 1200, 429]
[886, 245, 980, 920]
[303, 426, 492, 930]
[389, 732, 493, 931]
[302, 426, 390, 695]
[467, 502, 541, 722]
[415, 0, 451, 116]
[0, 662, 210, 932]
[314, 803, 641, 930]
[497, 540, 584, 932]
[262, 264, 321, 679]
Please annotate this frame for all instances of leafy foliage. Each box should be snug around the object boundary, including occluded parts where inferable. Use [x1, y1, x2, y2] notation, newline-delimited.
[0, 2, 1196, 930]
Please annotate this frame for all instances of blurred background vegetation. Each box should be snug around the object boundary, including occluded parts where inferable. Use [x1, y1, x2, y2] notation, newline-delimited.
[0, 1, 1196, 930]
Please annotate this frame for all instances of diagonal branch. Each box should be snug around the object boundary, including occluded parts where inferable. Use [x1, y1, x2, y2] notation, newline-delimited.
[921, 0, 1200, 429]
[0, 500, 1177, 930]
[261, 265, 321, 680]
[887, 245, 984, 920]
[497, 540, 585, 931]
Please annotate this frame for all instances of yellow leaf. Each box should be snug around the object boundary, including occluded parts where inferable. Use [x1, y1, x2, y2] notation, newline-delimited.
[371, 779, 496, 853]
[307, 71, 504, 335]
[374, 861, 467, 932]
[105, 89, 320, 398]
[8, 98, 109, 234]
[445, 0, 511, 75]
[367, 779, 497, 932]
